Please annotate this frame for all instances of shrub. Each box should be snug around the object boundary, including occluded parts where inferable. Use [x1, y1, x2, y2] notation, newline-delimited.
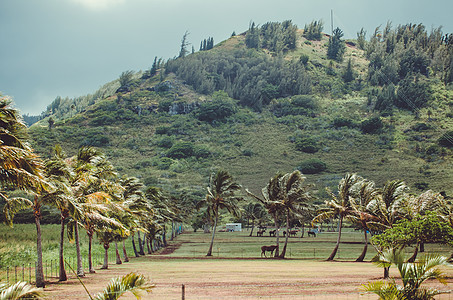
[156, 136, 174, 148]
[438, 131, 453, 148]
[294, 136, 319, 153]
[292, 95, 317, 110]
[154, 157, 173, 170]
[298, 159, 327, 174]
[194, 146, 211, 158]
[360, 116, 383, 134]
[332, 117, 356, 128]
[195, 91, 237, 122]
[155, 126, 170, 135]
[166, 141, 195, 159]
[411, 122, 431, 132]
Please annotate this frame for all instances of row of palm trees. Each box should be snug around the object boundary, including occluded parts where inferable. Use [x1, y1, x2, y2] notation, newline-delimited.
[0, 96, 182, 288]
[202, 167, 452, 264]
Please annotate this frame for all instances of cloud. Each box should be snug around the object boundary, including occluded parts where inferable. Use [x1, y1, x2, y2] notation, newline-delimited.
[71, 0, 126, 11]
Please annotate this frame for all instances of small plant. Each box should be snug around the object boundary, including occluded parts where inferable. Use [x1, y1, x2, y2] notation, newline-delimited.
[362, 249, 451, 300]
[294, 137, 319, 153]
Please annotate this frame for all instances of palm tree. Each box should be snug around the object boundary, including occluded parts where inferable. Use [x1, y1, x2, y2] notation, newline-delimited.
[196, 170, 242, 256]
[349, 179, 380, 262]
[0, 96, 50, 288]
[275, 171, 314, 258]
[367, 179, 409, 277]
[243, 202, 266, 237]
[362, 249, 450, 299]
[313, 173, 363, 261]
[246, 173, 286, 257]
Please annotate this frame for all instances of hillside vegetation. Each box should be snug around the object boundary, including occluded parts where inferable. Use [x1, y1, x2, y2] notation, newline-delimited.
[29, 20, 453, 201]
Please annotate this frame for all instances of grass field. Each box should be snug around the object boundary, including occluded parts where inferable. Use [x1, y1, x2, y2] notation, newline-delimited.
[2, 225, 453, 299]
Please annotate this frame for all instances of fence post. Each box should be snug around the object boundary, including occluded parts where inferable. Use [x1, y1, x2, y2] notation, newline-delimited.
[22, 264, 24, 281]
[51, 260, 53, 279]
[6, 267, 9, 285]
[45, 260, 47, 280]
[182, 284, 185, 300]
[29, 263, 31, 283]
[15, 265, 17, 283]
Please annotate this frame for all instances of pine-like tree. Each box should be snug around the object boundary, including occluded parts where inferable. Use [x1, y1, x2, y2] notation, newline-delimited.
[327, 27, 346, 62]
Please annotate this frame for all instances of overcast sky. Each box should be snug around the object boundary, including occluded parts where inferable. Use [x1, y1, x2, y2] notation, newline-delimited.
[1, 0, 452, 115]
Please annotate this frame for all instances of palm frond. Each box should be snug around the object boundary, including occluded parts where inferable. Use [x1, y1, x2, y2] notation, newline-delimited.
[0, 281, 44, 300]
[93, 272, 154, 300]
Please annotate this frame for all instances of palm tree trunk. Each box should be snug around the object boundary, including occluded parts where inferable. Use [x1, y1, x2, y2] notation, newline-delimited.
[74, 224, 84, 276]
[384, 266, 390, 279]
[301, 223, 305, 238]
[273, 214, 280, 257]
[131, 234, 139, 257]
[146, 236, 152, 254]
[407, 243, 419, 263]
[34, 202, 45, 288]
[356, 229, 368, 262]
[162, 226, 167, 246]
[88, 233, 95, 273]
[122, 240, 129, 262]
[327, 215, 343, 261]
[58, 216, 67, 281]
[101, 243, 109, 269]
[115, 242, 122, 264]
[207, 214, 218, 256]
[279, 209, 290, 258]
[249, 219, 255, 237]
[137, 231, 145, 255]
[420, 242, 425, 252]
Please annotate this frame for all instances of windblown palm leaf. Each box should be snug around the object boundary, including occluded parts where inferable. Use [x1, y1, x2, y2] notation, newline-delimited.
[93, 272, 154, 300]
[0, 281, 44, 299]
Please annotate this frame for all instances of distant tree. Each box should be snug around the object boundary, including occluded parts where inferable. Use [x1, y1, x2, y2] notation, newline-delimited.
[150, 56, 158, 76]
[196, 170, 242, 256]
[342, 58, 355, 83]
[231, 31, 236, 37]
[178, 31, 190, 58]
[357, 28, 367, 50]
[118, 70, 135, 92]
[327, 27, 346, 62]
[304, 20, 324, 41]
[245, 22, 260, 49]
[47, 117, 55, 130]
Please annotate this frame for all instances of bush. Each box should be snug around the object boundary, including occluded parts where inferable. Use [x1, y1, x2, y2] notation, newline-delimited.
[294, 136, 319, 153]
[332, 117, 356, 128]
[194, 146, 211, 158]
[155, 126, 170, 135]
[297, 159, 327, 174]
[360, 116, 383, 134]
[411, 122, 431, 132]
[438, 131, 453, 148]
[166, 141, 195, 159]
[195, 91, 237, 123]
[156, 136, 174, 148]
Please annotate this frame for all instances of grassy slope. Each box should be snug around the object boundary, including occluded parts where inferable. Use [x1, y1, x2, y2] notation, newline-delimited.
[29, 32, 453, 199]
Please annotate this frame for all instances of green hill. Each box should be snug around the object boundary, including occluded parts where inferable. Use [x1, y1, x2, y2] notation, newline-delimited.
[29, 21, 453, 200]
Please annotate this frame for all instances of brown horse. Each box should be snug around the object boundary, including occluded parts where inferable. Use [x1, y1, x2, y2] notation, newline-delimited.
[261, 245, 278, 258]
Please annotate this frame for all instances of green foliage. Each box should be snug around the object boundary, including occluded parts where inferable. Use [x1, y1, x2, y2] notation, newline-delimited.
[166, 141, 195, 159]
[297, 159, 327, 174]
[166, 48, 311, 111]
[356, 28, 367, 50]
[304, 20, 323, 41]
[371, 212, 453, 249]
[332, 117, 356, 129]
[195, 91, 238, 122]
[438, 131, 453, 148]
[327, 27, 346, 62]
[395, 76, 430, 110]
[342, 59, 355, 83]
[360, 116, 383, 134]
[156, 136, 174, 148]
[270, 95, 317, 117]
[294, 136, 320, 153]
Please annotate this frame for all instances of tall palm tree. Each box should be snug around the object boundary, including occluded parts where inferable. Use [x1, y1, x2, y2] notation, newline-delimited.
[367, 179, 409, 277]
[276, 171, 314, 258]
[243, 202, 267, 237]
[246, 173, 286, 257]
[349, 179, 381, 262]
[196, 170, 242, 256]
[313, 173, 363, 261]
[0, 97, 50, 288]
